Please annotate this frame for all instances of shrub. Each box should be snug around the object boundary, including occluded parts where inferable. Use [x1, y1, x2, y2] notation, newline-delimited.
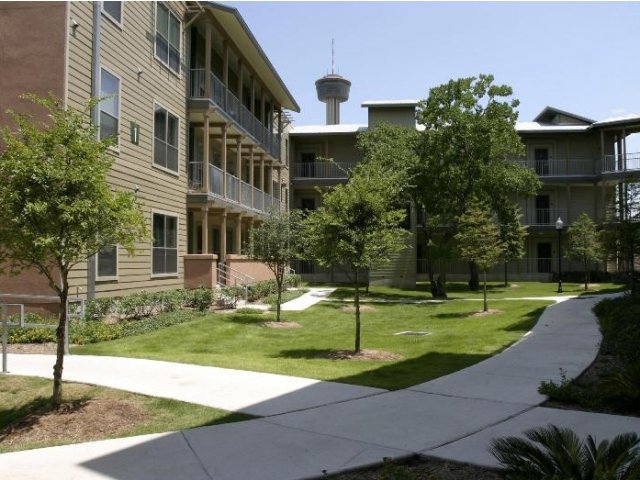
[595, 295, 640, 364]
[602, 361, 640, 412]
[185, 287, 214, 312]
[538, 370, 602, 409]
[490, 425, 640, 480]
[84, 297, 116, 321]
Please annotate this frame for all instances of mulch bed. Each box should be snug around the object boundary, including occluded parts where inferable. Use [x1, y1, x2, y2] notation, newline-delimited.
[0, 399, 147, 449]
[322, 349, 403, 361]
[470, 309, 502, 317]
[260, 321, 302, 329]
[340, 305, 377, 313]
[5, 343, 58, 354]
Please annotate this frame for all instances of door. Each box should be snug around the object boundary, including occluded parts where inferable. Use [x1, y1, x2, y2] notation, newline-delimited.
[534, 147, 550, 176]
[537, 243, 552, 273]
[301, 152, 316, 177]
[535, 195, 550, 225]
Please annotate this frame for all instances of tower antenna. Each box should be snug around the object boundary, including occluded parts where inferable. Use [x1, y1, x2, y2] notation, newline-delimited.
[331, 38, 335, 74]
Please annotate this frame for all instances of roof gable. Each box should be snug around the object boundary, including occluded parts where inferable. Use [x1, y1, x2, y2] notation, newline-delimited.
[533, 106, 595, 126]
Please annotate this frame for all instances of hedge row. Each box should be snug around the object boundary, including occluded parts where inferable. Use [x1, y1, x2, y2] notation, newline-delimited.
[593, 293, 640, 364]
[9, 310, 201, 345]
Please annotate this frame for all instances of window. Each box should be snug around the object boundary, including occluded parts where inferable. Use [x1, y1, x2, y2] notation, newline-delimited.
[155, 2, 181, 74]
[152, 213, 178, 275]
[99, 68, 119, 141]
[96, 245, 118, 279]
[102, 1, 122, 25]
[154, 104, 179, 173]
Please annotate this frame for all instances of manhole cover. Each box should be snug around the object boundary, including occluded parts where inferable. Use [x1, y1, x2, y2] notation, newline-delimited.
[393, 331, 431, 336]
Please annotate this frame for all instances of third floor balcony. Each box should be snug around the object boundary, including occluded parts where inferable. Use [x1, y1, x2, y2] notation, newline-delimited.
[189, 69, 281, 160]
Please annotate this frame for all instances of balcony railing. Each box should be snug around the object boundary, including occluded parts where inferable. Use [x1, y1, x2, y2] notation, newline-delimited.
[189, 68, 281, 161]
[522, 208, 567, 226]
[602, 152, 640, 173]
[188, 162, 277, 214]
[293, 161, 357, 179]
[417, 257, 597, 276]
[516, 158, 596, 176]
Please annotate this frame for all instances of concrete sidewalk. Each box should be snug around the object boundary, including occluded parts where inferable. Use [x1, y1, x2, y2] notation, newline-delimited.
[3, 293, 640, 480]
[280, 286, 336, 310]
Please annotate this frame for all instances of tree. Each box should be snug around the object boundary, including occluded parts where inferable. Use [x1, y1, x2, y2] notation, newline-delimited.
[566, 213, 603, 291]
[302, 162, 409, 353]
[0, 94, 148, 405]
[454, 200, 502, 312]
[416, 74, 540, 297]
[249, 209, 303, 322]
[498, 204, 528, 287]
[490, 425, 640, 480]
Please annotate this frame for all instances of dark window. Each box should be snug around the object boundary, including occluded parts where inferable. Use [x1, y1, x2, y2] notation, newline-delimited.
[534, 148, 549, 175]
[153, 213, 178, 275]
[301, 198, 316, 212]
[155, 2, 181, 74]
[97, 245, 118, 279]
[102, 1, 122, 24]
[537, 243, 552, 273]
[154, 104, 179, 172]
[99, 69, 119, 141]
[535, 195, 550, 224]
[300, 152, 316, 177]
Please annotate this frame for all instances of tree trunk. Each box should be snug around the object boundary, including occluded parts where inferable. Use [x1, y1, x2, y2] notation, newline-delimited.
[354, 268, 361, 354]
[52, 279, 69, 406]
[276, 267, 283, 322]
[504, 262, 508, 287]
[483, 269, 488, 312]
[583, 260, 588, 292]
[468, 261, 480, 291]
[434, 271, 448, 299]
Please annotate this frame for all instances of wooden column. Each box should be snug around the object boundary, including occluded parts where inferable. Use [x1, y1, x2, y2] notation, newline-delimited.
[223, 40, 229, 109]
[238, 60, 243, 106]
[220, 210, 227, 263]
[204, 23, 212, 99]
[201, 206, 209, 254]
[203, 114, 210, 193]
[249, 146, 255, 207]
[221, 124, 227, 198]
[235, 214, 242, 254]
[277, 166, 282, 211]
[236, 137, 242, 202]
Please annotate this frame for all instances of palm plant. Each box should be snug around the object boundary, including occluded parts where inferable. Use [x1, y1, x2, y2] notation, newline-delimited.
[602, 362, 640, 412]
[489, 424, 640, 479]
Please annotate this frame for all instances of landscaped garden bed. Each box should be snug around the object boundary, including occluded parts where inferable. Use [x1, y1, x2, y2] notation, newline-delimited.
[0, 375, 251, 453]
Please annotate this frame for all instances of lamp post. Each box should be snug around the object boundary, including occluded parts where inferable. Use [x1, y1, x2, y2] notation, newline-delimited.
[555, 217, 564, 293]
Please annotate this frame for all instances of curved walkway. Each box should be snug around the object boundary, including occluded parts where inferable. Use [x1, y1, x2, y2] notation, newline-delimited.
[3, 294, 640, 480]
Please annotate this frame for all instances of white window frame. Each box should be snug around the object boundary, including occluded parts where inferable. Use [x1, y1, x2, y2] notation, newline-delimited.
[152, 101, 180, 176]
[99, 66, 121, 149]
[101, 1, 123, 28]
[151, 210, 179, 278]
[96, 244, 119, 282]
[154, 2, 182, 76]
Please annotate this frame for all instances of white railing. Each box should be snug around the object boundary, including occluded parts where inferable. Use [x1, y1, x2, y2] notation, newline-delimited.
[602, 152, 640, 173]
[189, 68, 281, 161]
[240, 180, 252, 208]
[293, 161, 356, 178]
[226, 172, 239, 202]
[516, 158, 596, 176]
[522, 208, 567, 226]
[209, 164, 224, 196]
[416, 257, 597, 276]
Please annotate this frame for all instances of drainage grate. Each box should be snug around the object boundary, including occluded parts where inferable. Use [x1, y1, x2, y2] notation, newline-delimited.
[393, 331, 431, 336]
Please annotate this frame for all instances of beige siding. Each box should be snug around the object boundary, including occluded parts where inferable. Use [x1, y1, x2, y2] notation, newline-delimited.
[67, 2, 189, 297]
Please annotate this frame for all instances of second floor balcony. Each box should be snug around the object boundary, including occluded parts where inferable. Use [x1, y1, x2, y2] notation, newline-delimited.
[602, 152, 640, 174]
[292, 161, 357, 179]
[515, 157, 597, 177]
[188, 162, 277, 214]
[189, 69, 281, 160]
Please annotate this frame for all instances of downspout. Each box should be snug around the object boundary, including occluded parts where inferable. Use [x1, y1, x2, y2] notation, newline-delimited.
[87, 1, 102, 301]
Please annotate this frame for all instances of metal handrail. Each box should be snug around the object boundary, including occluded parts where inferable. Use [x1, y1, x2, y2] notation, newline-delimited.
[602, 152, 640, 173]
[293, 162, 356, 178]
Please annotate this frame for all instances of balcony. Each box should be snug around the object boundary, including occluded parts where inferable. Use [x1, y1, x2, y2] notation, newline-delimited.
[515, 158, 596, 177]
[522, 208, 567, 226]
[417, 257, 595, 277]
[293, 161, 357, 179]
[188, 162, 277, 214]
[602, 152, 640, 174]
[189, 69, 281, 160]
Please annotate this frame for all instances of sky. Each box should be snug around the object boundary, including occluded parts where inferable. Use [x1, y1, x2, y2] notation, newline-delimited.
[224, 1, 640, 129]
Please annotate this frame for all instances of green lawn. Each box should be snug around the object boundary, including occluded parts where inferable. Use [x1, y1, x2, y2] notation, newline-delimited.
[0, 375, 251, 453]
[75, 297, 550, 390]
[328, 281, 624, 302]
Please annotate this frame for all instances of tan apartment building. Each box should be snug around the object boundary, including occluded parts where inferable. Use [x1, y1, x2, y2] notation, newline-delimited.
[0, 1, 298, 310]
[290, 94, 640, 284]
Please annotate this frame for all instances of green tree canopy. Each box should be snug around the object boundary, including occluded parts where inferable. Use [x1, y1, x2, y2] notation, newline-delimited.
[498, 204, 528, 287]
[249, 209, 303, 321]
[455, 199, 502, 312]
[416, 74, 540, 297]
[566, 213, 603, 291]
[302, 162, 409, 353]
[0, 94, 148, 404]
